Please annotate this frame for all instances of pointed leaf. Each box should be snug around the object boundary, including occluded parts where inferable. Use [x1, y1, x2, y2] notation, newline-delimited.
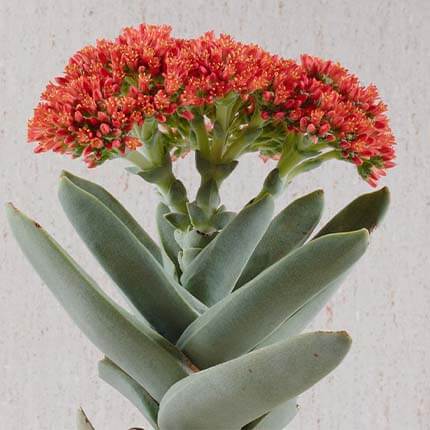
[177, 230, 368, 368]
[235, 190, 324, 289]
[159, 332, 351, 430]
[156, 203, 181, 276]
[181, 194, 275, 306]
[61, 171, 161, 263]
[99, 358, 159, 429]
[6, 204, 191, 401]
[314, 187, 389, 238]
[58, 176, 199, 342]
[243, 399, 299, 430]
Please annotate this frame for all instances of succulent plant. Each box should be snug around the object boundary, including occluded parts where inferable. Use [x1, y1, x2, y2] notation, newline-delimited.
[8, 24, 395, 429]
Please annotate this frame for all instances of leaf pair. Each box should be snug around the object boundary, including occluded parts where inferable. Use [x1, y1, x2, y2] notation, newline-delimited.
[237, 186, 389, 291]
[256, 186, 390, 348]
[58, 171, 199, 343]
[177, 229, 369, 368]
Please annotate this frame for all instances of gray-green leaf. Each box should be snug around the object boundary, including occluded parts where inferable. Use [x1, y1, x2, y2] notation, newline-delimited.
[61, 171, 161, 263]
[255, 275, 347, 349]
[314, 187, 390, 238]
[177, 230, 368, 368]
[181, 194, 275, 306]
[98, 357, 159, 429]
[58, 176, 199, 343]
[257, 190, 389, 347]
[235, 190, 324, 289]
[159, 332, 351, 430]
[6, 204, 191, 401]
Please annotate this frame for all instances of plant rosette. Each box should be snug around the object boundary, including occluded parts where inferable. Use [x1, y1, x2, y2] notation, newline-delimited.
[8, 24, 395, 430]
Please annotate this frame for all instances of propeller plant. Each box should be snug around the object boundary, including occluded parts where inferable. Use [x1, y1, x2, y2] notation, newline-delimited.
[7, 24, 395, 429]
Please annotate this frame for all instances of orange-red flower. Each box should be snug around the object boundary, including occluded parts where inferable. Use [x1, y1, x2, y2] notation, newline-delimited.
[28, 24, 178, 167]
[28, 24, 395, 183]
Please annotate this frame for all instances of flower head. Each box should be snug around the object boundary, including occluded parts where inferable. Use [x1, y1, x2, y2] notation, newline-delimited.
[28, 24, 395, 183]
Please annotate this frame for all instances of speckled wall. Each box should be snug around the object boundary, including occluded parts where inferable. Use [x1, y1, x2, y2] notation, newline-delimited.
[0, 0, 429, 429]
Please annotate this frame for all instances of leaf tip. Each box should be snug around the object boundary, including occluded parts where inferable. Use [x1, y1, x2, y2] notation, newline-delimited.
[337, 330, 352, 344]
[5, 201, 17, 213]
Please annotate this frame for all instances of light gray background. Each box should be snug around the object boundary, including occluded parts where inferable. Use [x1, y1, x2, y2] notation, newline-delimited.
[1, 0, 429, 429]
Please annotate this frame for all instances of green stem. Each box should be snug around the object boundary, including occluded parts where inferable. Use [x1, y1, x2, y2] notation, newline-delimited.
[190, 114, 210, 159]
[222, 127, 262, 162]
[193, 155, 237, 231]
[254, 145, 339, 202]
[287, 150, 340, 180]
[211, 122, 227, 162]
[125, 151, 152, 170]
[126, 150, 189, 215]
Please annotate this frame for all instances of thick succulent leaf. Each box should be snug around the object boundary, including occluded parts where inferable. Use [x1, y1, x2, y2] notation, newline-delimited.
[156, 202, 181, 277]
[99, 357, 159, 429]
[242, 399, 299, 430]
[181, 194, 275, 306]
[61, 171, 162, 263]
[314, 187, 389, 238]
[256, 275, 347, 349]
[76, 408, 95, 430]
[159, 332, 351, 430]
[177, 230, 368, 368]
[235, 190, 324, 289]
[6, 204, 191, 401]
[257, 189, 389, 348]
[58, 176, 199, 343]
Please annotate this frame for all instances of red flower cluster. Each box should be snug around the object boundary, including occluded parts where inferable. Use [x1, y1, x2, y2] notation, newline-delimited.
[28, 24, 395, 183]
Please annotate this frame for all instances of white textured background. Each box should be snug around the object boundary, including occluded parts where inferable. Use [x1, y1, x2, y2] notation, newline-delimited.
[1, 0, 429, 429]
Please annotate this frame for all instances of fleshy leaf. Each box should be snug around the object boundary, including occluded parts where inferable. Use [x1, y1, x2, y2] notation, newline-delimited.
[258, 191, 389, 347]
[181, 194, 275, 306]
[159, 332, 351, 430]
[314, 187, 390, 238]
[58, 176, 199, 343]
[6, 204, 191, 401]
[61, 171, 162, 263]
[76, 408, 95, 430]
[177, 230, 368, 368]
[235, 190, 324, 289]
[98, 357, 159, 429]
[242, 399, 299, 430]
[256, 275, 347, 349]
